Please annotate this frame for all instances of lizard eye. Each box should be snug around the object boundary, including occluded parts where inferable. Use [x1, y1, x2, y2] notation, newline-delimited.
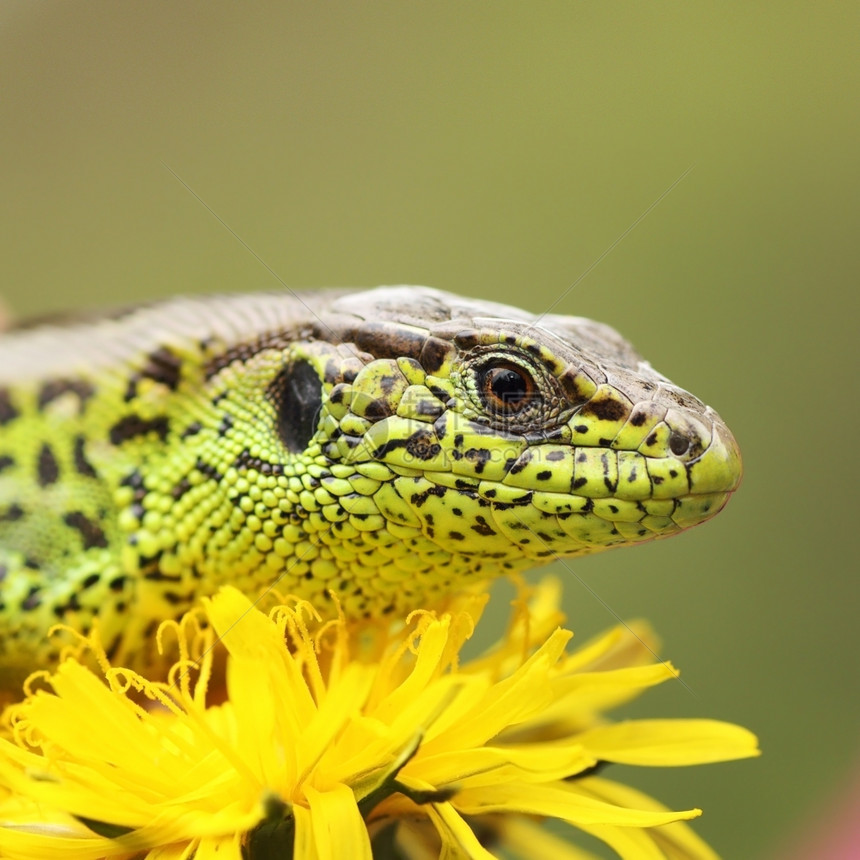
[479, 362, 536, 414]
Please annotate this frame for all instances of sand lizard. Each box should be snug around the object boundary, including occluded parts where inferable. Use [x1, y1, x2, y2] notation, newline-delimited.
[0, 286, 741, 687]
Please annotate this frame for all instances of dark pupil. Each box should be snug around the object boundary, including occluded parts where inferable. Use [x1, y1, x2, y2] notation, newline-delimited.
[487, 367, 529, 408]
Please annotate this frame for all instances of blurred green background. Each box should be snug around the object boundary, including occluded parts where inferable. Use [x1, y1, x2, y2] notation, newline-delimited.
[1, 3, 857, 857]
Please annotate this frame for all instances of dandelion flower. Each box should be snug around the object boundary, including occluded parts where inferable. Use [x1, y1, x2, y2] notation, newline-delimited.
[0, 578, 758, 859]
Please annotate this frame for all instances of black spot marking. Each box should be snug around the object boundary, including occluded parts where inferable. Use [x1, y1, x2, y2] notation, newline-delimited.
[409, 486, 447, 508]
[582, 397, 626, 422]
[471, 516, 495, 537]
[416, 398, 444, 418]
[143, 569, 182, 582]
[574, 424, 588, 434]
[371, 437, 407, 459]
[218, 414, 234, 436]
[558, 368, 592, 406]
[354, 322, 427, 361]
[37, 378, 95, 411]
[0, 389, 19, 425]
[52, 592, 82, 619]
[204, 328, 300, 379]
[269, 360, 323, 454]
[171, 478, 192, 500]
[572, 477, 588, 490]
[70, 435, 97, 478]
[120, 469, 144, 490]
[465, 448, 491, 473]
[109, 415, 170, 445]
[645, 432, 659, 447]
[427, 385, 451, 404]
[419, 338, 452, 374]
[181, 421, 203, 439]
[123, 376, 139, 402]
[453, 329, 482, 349]
[448, 531, 465, 541]
[140, 346, 182, 390]
[378, 374, 400, 395]
[22, 586, 42, 611]
[323, 359, 341, 385]
[329, 385, 347, 406]
[405, 432, 442, 461]
[363, 398, 392, 420]
[0, 455, 14, 473]
[536, 470, 552, 481]
[508, 455, 531, 475]
[64, 512, 108, 549]
[232, 450, 280, 478]
[630, 411, 647, 427]
[81, 573, 101, 590]
[37, 444, 60, 487]
[109, 575, 127, 592]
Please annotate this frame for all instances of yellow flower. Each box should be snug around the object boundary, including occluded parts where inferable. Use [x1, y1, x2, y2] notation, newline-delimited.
[0, 579, 758, 859]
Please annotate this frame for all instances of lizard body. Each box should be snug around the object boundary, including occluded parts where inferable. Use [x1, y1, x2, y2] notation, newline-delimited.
[0, 286, 741, 686]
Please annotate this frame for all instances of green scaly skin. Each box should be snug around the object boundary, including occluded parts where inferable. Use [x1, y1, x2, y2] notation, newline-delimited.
[0, 286, 741, 687]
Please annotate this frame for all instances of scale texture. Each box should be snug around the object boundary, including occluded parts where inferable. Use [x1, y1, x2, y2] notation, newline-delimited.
[0, 286, 741, 685]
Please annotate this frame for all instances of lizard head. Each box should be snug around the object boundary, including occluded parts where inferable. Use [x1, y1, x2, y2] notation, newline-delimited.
[136, 286, 741, 617]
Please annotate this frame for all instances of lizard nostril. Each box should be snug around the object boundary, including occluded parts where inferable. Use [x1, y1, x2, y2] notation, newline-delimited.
[669, 430, 692, 457]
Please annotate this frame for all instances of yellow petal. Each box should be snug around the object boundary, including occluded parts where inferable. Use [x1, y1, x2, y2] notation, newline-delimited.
[496, 816, 605, 860]
[577, 776, 720, 860]
[575, 820, 669, 860]
[0, 825, 113, 860]
[411, 740, 593, 787]
[146, 842, 197, 860]
[304, 783, 372, 860]
[190, 834, 244, 859]
[562, 620, 661, 673]
[426, 802, 498, 860]
[300, 663, 375, 782]
[293, 803, 319, 860]
[371, 618, 454, 722]
[453, 781, 701, 828]
[577, 719, 761, 766]
[392, 818, 445, 860]
[422, 630, 571, 755]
